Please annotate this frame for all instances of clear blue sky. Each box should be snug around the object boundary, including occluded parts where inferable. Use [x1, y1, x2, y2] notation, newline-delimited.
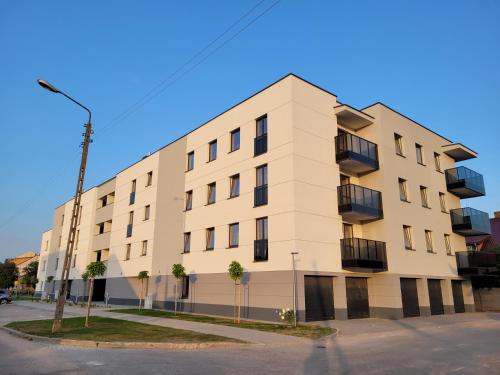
[1, 0, 499, 260]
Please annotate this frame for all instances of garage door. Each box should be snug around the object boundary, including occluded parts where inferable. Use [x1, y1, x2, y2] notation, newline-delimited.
[427, 279, 444, 315]
[304, 276, 334, 322]
[452, 280, 465, 313]
[400, 278, 420, 317]
[346, 277, 369, 319]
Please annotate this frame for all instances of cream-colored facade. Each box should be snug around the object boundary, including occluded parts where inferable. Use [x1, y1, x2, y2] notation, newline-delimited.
[36, 74, 488, 320]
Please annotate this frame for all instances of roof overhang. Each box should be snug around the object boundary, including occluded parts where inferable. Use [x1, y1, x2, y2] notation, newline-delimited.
[442, 143, 477, 161]
[334, 104, 374, 130]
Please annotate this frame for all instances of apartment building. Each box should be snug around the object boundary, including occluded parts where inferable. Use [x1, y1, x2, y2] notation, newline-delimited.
[36, 74, 490, 321]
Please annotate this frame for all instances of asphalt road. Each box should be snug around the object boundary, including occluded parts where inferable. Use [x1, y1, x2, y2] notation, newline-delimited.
[1, 303, 500, 374]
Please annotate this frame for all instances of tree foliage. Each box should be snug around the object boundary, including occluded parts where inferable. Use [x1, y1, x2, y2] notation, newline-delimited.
[0, 261, 19, 288]
[228, 261, 243, 282]
[86, 261, 106, 278]
[172, 264, 186, 279]
[138, 270, 149, 280]
[20, 261, 39, 288]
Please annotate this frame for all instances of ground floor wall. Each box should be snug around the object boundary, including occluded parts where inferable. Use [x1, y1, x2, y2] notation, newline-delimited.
[473, 287, 500, 312]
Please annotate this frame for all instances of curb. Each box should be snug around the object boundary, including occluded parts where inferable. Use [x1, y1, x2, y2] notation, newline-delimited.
[0, 326, 246, 350]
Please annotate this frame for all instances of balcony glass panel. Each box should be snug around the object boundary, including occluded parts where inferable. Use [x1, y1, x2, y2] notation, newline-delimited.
[335, 133, 379, 176]
[445, 167, 485, 198]
[254, 185, 268, 206]
[341, 238, 387, 272]
[455, 251, 498, 276]
[254, 134, 267, 156]
[450, 207, 491, 236]
[254, 239, 268, 261]
[338, 184, 383, 223]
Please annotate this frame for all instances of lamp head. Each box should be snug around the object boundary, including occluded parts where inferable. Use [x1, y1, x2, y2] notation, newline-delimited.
[37, 79, 59, 93]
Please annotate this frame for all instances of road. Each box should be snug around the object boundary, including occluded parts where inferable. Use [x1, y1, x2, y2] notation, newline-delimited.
[1, 303, 499, 374]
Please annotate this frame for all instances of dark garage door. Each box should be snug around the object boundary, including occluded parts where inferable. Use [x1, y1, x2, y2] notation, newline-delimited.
[452, 280, 465, 313]
[304, 276, 334, 322]
[92, 279, 107, 301]
[427, 279, 444, 315]
[400, 278, 420, 317]
[346, 277, 369, 319]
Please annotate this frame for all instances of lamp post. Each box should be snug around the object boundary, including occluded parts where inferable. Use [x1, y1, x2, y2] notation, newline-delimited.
[37, 79, 92, 333]
[291, 251, 298, 327]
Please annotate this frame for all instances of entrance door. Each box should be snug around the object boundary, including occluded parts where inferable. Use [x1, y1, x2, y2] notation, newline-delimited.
[400, 278, 420, 317]
[304, 276, 334, 322]
[66, 280, 73, 300]
[427, 279, 444, 315]
[92, 279, 106, 301]
[451, 280, 465, 313]
[346, 277, 369, 319]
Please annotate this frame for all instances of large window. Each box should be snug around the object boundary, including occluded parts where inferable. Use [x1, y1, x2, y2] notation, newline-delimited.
[141, 240, 148, 256]
[72, 254, 77, 268]
[185, 190, 193, 211]
[425, 230, 434, 253]
[420, 186, 429, 208]
[208, 140, 217, 162]
[255, 115, 268, 156]
[230, 128, 240, 152]
[229, 223, 239, 248]
[343, 223, 353, 239]
[434, 153, 441, 172]
[256, 164, 268, 187]
[55, 257, 59, 270]
[181, 276, 189, 299]
[230, 174, 240, 198]
[183, 232, 191, 253]
[403, 225, 413, 250]
[399, 178, 408, 202]
[206, 228, 215, 250]
[415, 143, 424, 165]
[144, 205, 150, 220]
[187, 151, 195, 171]
[207, 182, 216, 204]
[439, 192, 447, 213]
[256, 115, 268, 137]
[125, 244, 131, 260]
[444, 234, 452, 255]
[146, 171, 153, 186]
[394, 133, 404, 156]
[256, 217, 268, 240]
[130, 179, 136, 205]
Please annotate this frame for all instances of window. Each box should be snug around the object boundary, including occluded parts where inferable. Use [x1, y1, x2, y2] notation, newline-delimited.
[434, 153, 441, 172]
[256, 217, 268, 240]
[99, 195, 108, 208]
[72, 254, 77, 268]
[206, 228, 215, 250]
[187, 151, 195, 171]
[55, 257, 59, 270]
[75, 230, 80, 250]
[444, 234, 452, 255]
[129, 211, 134, 225]
[256, 115, 268, 137]
[125, 244, 131, 260]
[58, 235, 62, 248]
[230, 128, 240, 152]
[185, 190, 193, 211]
[399, 178, 408, 202]
[61, 214, 64, 225]
[208, 140, 217, 162]
[141, 240, 148, 256]
[146, 171, 153, 186]
[78, 205, 83, 225]
[130, 180, 136, 205]
[45, 240, 49, 251]
[256, 164, 268, 187]
[229, 223, 239, 248]
[420, 186, 429, 208]
[131, 179, 137, 193]
[255, 165, 268, 206]
[340, 174, 350, 186]
[403, 225, 413, 250]
[181, 276, 189, 299]
[183, 232, 191, 253]
[255, 115, 268, 156]
[42, 260, 46, 271]
[394, 133, 404, 156]
[229, 174, 240, 198]
[425, 230, 434, 253]
[207, 182, 216, 205]
[343, 223, 353, 239]
[144, 205, 150, 220]
[97, 222, 105, 235]
[439, 192, 447, 213]
[415, 143, 424, 165]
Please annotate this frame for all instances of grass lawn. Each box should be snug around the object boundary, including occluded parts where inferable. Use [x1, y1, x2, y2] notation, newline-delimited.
[14, 295, 40, 301]
[6, 316, 240, 343]
[110, 309, 335, 339]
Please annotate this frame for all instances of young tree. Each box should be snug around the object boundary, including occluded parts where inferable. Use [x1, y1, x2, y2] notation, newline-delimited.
[228, 261, 243, 323]
[0, 261, 18, 289]
[137, 271, 149, 310]
[21, 261, 39, 292]
[83, 261, 106, 328]
[171, 264, 186, 315]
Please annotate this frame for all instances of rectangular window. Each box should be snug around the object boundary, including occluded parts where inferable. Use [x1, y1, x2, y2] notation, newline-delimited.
[394, 133, 404, 156]
[144, 205, 150, 220]
[187, 151, 195, 171]
[343, 223, 353, 239]
[340, 174, 350, 186]
[75, 230, 80, 250]
[415, 144, 424, 165]
[439, 192, 447, 213]
[434, 153, 441, 172]
[230, 174, 240, 198]
[72, 254, 77, 268]
[403, 225, 413, 250]
[256, 164, 268, 187]
[208, 140, 217, 162]
[229, 223, 239, 248]
[129, 211, 134, 225]
[444, 234, 452, 255]
[99, 195, 108, 208]
[206, 228, 215, 250]
[146, 171, 153, 186]
[230, 128, 240, 152]
[185, 190, 193, 211]
[45, 240, 49, 251]
[42, 260, 46, 271]
[131, 179, 137, 193]
[130, 180, 136, 205]
[399, 178, 408, 202]
[207, 182, 216, 204]
[125, 244, 131, 260]
[61, 214, 64, 225]
[55, 257, 59, 270]
[141, 240, 148, 256]
[181, 276, 189, 299]
[183, 232, 191, 253]
[97, 222, 105, 235]
[420, 186, 429, 208]
[58, 235, 62, 248]
[256, 217, 268, 240]
[425, 230, 434, 253]
[256, 115, 268, 137]
[78, 205, 83, 225]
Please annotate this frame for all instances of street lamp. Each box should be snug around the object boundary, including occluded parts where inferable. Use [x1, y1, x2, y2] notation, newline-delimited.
[291, 251, 299, 328]
[37, 79, 93, 333]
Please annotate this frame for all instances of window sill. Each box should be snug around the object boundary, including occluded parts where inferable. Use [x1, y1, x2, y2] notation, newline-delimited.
[185, 169, 193, 173]
[228, 148, 240, 154]
[427, 251, 437, 254]
[405, 247, 416, 251]
[422, 205, 431, 209]
[183, 209, 192, 212]
[206, 160, 216, 164]
[417, 162, 426, 167]
[204, 248, 214, 252]
[446, 253, 454, 257]
[396, 153, 406, 158]
[181, 251, 190, 255]
[205, 202, 215, 206]
[253, 259, 268, 263]
[441, 210, 449, 214]
[435, 170, 444, 174]
[227, 195, 240, 200]
[254, 152, 267, 158]
[253, 203, 268, 208]
[227, 245, 239, 249]
[400, 199, 411, 203]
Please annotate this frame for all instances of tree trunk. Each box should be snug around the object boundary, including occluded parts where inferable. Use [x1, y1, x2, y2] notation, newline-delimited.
[233, 281, 237, 323]
[85, 279, 94, 328]
[237, 282, 241, 324]
[139, 279, 143, 310]
[174, 280, 178, 315]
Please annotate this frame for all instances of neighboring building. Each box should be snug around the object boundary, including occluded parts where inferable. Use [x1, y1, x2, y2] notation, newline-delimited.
[6, 251, 39, 287]
[36, 74, 490, 321]
[466, 212, 500, 251]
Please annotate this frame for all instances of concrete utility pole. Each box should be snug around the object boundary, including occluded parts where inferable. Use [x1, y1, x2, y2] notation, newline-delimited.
[37, 79, 92, 333]
[291, 251, 299, 327]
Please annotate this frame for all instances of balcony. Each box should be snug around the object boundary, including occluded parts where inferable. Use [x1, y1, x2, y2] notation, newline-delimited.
[341, 238, 387, 272]
[129, 192, 135, 205]
[456, 251, 498, 276]
[126, 224, 133, 238]
[335, 133, 379, 176]
[254, 239, 268, 261]
[450, 207, 491, 236]
[445, 167, 485, 199]
[254, 134, 267, 156]
[338, 184, 383, 223]
[254, 185, 268, 207]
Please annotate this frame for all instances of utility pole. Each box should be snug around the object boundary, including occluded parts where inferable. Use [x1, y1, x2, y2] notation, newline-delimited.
[37, 79, 92, 333]
[291, 251, 298, 327]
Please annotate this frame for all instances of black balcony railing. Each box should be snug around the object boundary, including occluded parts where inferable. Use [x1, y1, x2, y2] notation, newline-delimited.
[450, 207, 491, 236]
[254, 134, 267, 156]
[254, 239, 268, 261]
[335, 133, 379, 176]
[341, 238, 388, 272]
[126, 224, 133, 238]
[338, 184, 383, 223]
[456, 251, 498, 276]
[445, 167, 485, 199]
[254, 184, 268, 207]
[129, 192, 135, 205]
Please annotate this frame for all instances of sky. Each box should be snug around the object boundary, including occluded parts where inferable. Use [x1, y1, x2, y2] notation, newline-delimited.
[1, 0, 499, 260]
